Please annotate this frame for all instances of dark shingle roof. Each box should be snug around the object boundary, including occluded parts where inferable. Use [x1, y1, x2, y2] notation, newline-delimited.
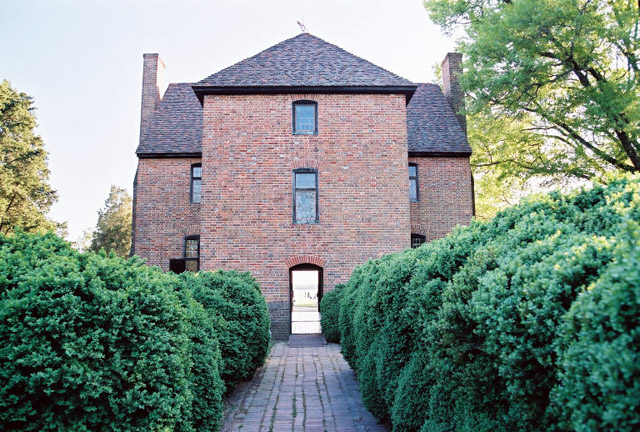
[197, 33, 414, 88]
[137, 83, 202, 156]
[407, 83, 471, 155]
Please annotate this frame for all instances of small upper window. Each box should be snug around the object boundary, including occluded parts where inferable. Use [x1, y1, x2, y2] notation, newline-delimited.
[411, 233, 426, 249]
[191, 164, 202, 203]
[293, 101, 317, 135]
[409, 164, 419, 202]
[184, 236, 200, 272]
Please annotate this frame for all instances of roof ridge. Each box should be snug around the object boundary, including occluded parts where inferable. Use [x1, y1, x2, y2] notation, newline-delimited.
[290, 33, 411, 84]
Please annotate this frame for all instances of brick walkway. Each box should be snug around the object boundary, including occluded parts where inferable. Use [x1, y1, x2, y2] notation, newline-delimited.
[221, 341, 387, 432]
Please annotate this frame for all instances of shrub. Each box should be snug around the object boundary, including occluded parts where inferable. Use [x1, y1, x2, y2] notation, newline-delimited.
[319, 283, 344, 342]
[0, 232, 193, 431]
[552, 222, 640, 432]
[334, 174, 640, 432]
[184, 270, 270, 391]
[173, 286, 225, 432]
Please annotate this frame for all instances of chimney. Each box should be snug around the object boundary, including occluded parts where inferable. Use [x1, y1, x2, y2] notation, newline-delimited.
[441, 52, 467, 135]
[140, 53, 165, 139]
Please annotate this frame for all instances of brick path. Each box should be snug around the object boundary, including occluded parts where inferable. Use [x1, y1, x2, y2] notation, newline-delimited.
[221, 341, 387, 432]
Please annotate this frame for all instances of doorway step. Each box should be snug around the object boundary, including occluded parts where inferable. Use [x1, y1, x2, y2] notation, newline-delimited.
[288, 334, 327, 348]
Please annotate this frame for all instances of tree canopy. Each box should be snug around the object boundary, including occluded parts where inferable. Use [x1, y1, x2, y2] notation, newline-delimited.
[0, 80, 59, 234]
[425, 0, 640, 214]
[89, 185, 132, 257]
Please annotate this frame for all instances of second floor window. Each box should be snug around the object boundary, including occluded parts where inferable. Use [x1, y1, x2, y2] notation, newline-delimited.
[293, 101, 317, 135]
[293, 169, 318, 223]
[191, 164, 202, 203]
[409, 164, 419, 202]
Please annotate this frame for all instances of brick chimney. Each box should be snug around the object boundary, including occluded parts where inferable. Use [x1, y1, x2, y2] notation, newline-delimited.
[441, 52, 466, 135]
[140, 53, 165, 139]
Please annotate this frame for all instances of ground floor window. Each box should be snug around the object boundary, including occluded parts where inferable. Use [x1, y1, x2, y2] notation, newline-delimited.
[411, 233, 426, 249]
[184, 235, 200, 271]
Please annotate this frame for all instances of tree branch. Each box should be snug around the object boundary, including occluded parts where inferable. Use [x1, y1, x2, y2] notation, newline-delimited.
[520, 104, 636, 172]
[0, 193, 18, 234]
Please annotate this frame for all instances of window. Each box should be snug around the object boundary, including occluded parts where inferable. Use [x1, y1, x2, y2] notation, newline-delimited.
[191, 164, 202, 203]
[293, 100, 317, 135]
[411, 233, 426, 249]
[409, 163, 419, 202]
[184, 236, 200, 272]
[293, 169, 318, 223]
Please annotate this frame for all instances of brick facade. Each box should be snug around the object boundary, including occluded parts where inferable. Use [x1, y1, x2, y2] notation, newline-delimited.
[409, 156, 474, 241]
[200, 93, 410, 338]
[132, 157, 201, 268]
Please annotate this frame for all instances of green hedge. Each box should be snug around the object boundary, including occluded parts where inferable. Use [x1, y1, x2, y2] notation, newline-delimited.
[329, 174, 640, 431]
[0, 231, 270, 431]
[184, 270, 271, 392]
[0, 233, 196, 430]
[552, 223, 640, 431]
[173, 285, 225, 432]
[319, 283, 345, 342]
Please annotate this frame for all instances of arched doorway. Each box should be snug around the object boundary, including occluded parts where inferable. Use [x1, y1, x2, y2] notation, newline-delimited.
[289, 263, 323, 334]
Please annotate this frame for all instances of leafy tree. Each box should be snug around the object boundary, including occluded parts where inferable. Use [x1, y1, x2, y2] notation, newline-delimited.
[89, 185, 132, 257]
[424, 0, 640, 212]
[73, 227, 94, 252]
[0, 80, 59, 234]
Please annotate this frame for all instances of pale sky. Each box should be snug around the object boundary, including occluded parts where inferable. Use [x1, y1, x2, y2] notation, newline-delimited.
[0, 0, 457, 241]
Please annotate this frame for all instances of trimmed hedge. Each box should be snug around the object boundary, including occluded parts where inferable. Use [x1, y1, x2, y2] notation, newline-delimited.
[0, 233, 195, 430]
[552, 223, 640, 431]
[330, 174, 640, 432]
[173, 286, 225, 432]
[0, 231, 270, 431]
[183, 270, 271, 392]
[319, 283, 344, 342]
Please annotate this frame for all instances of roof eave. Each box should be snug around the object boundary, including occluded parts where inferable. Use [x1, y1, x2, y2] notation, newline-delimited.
[137, 151, 202, 159]
[408, 150, 472, 158]
[191, 85, 417, 105]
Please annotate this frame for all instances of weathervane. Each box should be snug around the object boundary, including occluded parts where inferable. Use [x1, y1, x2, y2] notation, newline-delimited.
[297, 20, 308, 33]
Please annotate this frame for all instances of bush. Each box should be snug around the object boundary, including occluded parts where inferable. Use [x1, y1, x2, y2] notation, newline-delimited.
[552, 222, 640, 432]
[334, 174, 640, 432]
[0, 232, 194, 431]
[173, 286, 225, 432]
[0, 231, 229, 431]
[184, 270, 270, 391]
[319, 283, 345, 342]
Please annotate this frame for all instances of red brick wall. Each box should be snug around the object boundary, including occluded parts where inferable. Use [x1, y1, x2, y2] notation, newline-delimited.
[409, 156, 473, 242]
[201, 93, 410, 338]
[132, 157, 201, 268]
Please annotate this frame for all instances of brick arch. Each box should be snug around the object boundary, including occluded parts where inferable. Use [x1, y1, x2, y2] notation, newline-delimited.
[180, 225, 200, 238]
[289, 158, 321, 170]
[411, 223, 429, 237]
[285, 255, 326, 269]
[288, 94, 317, 102]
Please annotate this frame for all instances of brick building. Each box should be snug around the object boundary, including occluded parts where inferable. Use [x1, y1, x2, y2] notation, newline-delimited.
[132, 33, 473, 339]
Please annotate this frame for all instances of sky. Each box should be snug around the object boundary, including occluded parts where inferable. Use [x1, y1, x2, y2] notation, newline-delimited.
[0, 0, 457, 242]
